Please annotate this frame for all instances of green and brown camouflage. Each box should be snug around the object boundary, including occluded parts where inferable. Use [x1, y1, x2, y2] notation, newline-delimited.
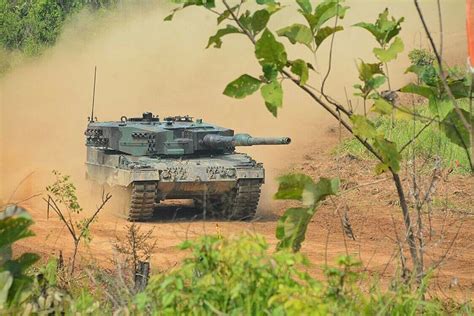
[85, 112, 291, 221]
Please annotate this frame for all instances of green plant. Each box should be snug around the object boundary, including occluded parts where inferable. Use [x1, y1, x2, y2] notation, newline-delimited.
[274, 174, 339, 252]
[0, 205, 39, 310]
[45, 170, 111, 274]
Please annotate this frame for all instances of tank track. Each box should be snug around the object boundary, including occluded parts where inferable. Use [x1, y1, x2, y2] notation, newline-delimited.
[226, 179, 262, 220]
[128, 181, 158, 221]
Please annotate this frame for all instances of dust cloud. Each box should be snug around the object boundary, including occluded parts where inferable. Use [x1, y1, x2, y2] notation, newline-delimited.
[0, 0, 466, 213]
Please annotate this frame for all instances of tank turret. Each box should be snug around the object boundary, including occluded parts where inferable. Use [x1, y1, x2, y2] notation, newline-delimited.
[85, 112, 290, 156]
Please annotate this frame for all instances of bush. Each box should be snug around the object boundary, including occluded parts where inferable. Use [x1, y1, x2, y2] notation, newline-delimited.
[335, 104, 472, 174]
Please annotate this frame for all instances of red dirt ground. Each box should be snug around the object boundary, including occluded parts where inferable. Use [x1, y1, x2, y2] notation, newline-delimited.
[14, 126, 474, 302]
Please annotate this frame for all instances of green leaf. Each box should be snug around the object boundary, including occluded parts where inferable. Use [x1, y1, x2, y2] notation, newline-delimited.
[357, 61, 384, 82]
[3, 253, 40, 276]
[256, 0, 276, 4]
[274, 173, 316, 202]
[0, 271, 13, 307]
[276, 207, 313, 252]
[371, 98, 393, 115]
[172, 0, 215, 9]
[314, 25, 343, 48]
[275, 176, 339, 252]
[373, 36, 404, 62]
[354, 8, 404, 46]
[206, 25, 241, 48]
[448, 80, 470, 99]
[428, 97, 453, 120]
[223, 74, 262, 99]
[296, 0, 312, 14]
[276, 24, 313, 49]
[373, 136, 401, 173]
[262, 64, 278, 81]
[441, 109, 473, 148]
[251, 9, 271, 35]
[290, 59, 309, 85]
[0, 217, 34, 250]
[350, 115, 378, 139]
[311, 0, 349, 31]
[400, 83, 435, 99]
[261, 80, 283, 117]
[255, 29, 288, 70]
[368, 75, 386, 90]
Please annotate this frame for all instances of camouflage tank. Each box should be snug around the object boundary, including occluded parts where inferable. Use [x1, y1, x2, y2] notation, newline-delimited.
[84, 112, 291, 221]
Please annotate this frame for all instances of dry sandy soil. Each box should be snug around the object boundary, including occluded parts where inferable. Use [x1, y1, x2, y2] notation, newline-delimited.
[12, 126, 473, 302]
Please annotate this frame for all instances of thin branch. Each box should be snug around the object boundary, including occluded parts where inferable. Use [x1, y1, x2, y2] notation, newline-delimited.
[77, 193, 112, 241]
[399, 117, 436, 154]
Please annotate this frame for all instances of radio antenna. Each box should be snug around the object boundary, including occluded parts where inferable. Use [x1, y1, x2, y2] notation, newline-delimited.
[90, 66, 97, 122]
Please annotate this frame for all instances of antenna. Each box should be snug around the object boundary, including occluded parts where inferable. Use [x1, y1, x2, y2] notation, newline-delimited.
[90, 66, 97, 122]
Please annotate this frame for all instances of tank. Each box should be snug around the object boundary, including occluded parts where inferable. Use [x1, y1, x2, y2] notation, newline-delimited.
[84, 112, 291, 221]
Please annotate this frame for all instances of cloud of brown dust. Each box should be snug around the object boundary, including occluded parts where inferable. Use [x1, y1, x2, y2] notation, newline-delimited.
[0, 0, 466, 212]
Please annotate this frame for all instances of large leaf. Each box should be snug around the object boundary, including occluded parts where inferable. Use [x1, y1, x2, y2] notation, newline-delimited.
[275, 176, 339, 252]
[400, 83, 435, 99]
[3, 253, 40, 276]
[373, 136, 401, 174]
[290, 59, 309, 85]
[350, 115, 401, 173]
[223, 74, 262, 99]
[296, 0, 312, 14]
[314, 25, 343, 48]
[274, 173, 316, 203]
[251, 9, 271, 35]
[261, 80, 283, 117]
[276, 24, 313, 49]
[172, 0, 215, 8]
[357, 61, 384, 82]
[0, 271, 13, 308]
[255, 29, 288, 70]
[275, 207, 314, 252]
[206, 25, 241, 48]
[373, 36, 404, 62]
[428, 97, 453, 120]
[371, 97, 393, 115]
[441, 109, 473, 148]
[448, 80, 470, 99]
[350, 114, 378, 139]
[309, 0, 348, 32]
[239, 9, 275, 36]
[0, 216, 34, 250]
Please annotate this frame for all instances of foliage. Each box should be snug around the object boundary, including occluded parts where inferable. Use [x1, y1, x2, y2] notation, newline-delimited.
[45, 170, 111, 274]
[134, 234, 463, 315]
[400, 54, 472, 149]
[0, 205, 39, 309]
[354, 8, 404, 61]
[113, 223, 157, 277]
[0, 0, 119, 74]
[334, 104, 473, 174]
[274, 174, 339, 251]
[0, 215, 471, 314]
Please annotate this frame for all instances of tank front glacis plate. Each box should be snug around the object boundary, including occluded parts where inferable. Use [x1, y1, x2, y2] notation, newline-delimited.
[85, 147, 264, 194]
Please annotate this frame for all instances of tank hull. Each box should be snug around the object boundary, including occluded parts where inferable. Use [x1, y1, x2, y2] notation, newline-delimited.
[85, 147, 264, 220]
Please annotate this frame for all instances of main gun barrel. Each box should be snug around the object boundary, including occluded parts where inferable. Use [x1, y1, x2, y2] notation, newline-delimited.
[203, 134, 291, 148]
